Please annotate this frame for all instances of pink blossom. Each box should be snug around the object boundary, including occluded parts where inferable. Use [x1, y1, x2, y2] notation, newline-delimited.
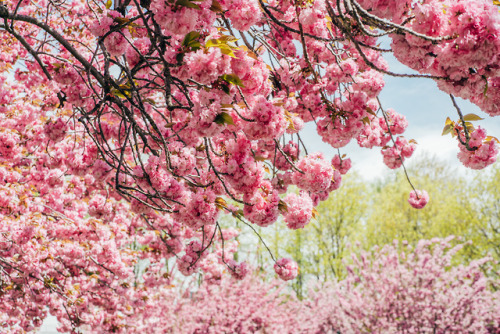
[331, 154, 352, 175]
[457, 127, 499, 169]
[274, 258, 299, 281]
[283, 192, 314, 229]
[292, 152, 334, 193]
[227, 260, 250, 280]
[408, 189, 430, 209]
[44, 118, 68, 142]
[381, 136, 416, 169]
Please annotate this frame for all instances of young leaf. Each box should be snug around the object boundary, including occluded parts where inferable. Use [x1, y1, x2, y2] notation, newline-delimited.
[205, 38, 221, 48]
[219, 35, 238, 43]
[218, 46, 237, 58]
[442, 124, 452, 136]
[220, 74, 245, 87]
[210, 0, 223, 12]
[215, 197, 227, 210]
[278, 200, 288, 213]
[365, 107, 377, 117]
[175, 0, 201, 9]
[485, 136, 500, 144]
[206, 37, 238, 58]
[214, 112, 235, 126]
[182, 31, 200, 47]
[463, 113, 484, 121]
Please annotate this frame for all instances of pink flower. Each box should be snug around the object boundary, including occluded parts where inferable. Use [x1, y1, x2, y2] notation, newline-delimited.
[44, 118, 68, 142]
[228, 260, 250, 280]
[381, 136, 416, 169]
[274, 258, 299, 281]
[243, 182, 280, 227]
[292, 152, 334, 193]
[408, 189, 429, 209]
[331, 154, 352, 175]
[457, 127, 498, 170]
[283, 192, 313, 230]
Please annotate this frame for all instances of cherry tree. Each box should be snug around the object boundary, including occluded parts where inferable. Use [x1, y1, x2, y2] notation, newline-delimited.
[0, 0, 499, 331]
[307, 238, 500, 333]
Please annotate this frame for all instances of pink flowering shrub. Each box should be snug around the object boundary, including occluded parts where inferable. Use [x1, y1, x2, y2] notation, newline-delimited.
[129, 275, 311, 334]
[125, 239, 500, 333]
[308, 238, 500, 333]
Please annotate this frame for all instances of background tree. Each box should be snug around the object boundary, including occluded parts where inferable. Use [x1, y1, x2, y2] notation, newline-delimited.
[471, 163, 500, 268]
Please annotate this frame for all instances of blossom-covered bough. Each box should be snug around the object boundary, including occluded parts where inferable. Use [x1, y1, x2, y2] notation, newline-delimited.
[0, 0, 499, 331]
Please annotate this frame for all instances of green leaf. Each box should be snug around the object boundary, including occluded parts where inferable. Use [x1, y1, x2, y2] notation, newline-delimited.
[188, 41, 201, 50]
[111, 87, 131, 99]
[220, 74, 245, 87]
[218, 47, 236, 58]
[214, 112, 234, 126]
[175, 0, 201, 9]
[182, 31, 200, 47]
[206, 37, 238, 58]
[176, 53, 185, 63]
[463, 113, 484, 121]
[105, 0, 113, 9]
[221, 84, 230, 95]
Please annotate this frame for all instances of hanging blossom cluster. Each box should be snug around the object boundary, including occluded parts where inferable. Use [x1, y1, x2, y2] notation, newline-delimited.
[408, 189, 430, 209]
[0, 0, 499, 331]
